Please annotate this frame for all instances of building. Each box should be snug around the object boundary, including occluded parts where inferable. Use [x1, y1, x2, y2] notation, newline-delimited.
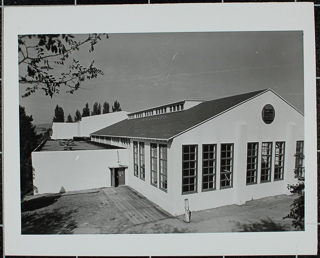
[32, 89, 304, 216]
[51, 111, 129, 139]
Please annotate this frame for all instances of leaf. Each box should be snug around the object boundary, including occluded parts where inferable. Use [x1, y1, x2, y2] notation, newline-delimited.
[38, 39, 45, 46]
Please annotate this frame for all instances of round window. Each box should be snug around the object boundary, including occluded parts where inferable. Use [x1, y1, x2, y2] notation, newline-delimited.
[262, 104, 275, 124]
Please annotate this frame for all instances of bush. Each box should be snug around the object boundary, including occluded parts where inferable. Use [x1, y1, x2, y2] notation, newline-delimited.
[283, 179, 304, 230]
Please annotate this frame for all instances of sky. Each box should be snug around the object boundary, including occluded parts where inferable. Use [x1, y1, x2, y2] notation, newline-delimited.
[19, 31, 304, 125]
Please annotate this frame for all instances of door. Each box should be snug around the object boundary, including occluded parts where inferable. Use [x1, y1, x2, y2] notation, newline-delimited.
[116, 168, 125, 186]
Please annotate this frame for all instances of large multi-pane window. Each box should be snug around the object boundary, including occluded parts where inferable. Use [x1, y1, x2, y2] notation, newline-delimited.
[202, 144, 216, 191]
[133, 141, 138, 177]
[220, 144, 233, 188]
[159, 144, 167, 191]
[182, 145, 198, 193]
[295, 141, 304, 178]
[274, 142, 285, 180]
[261, 142, 272, 182]
[150, 143, 157, 186]
[139, 142, 145, 180]
[246, 143, 258, 184]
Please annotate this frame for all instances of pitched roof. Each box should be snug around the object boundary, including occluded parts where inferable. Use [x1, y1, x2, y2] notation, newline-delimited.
[91, 89, 267, 141]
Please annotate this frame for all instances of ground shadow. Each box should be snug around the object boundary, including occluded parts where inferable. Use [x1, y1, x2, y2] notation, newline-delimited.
[235, 217, 291, 232]
[22, 207, 78, 234]
[21, 195, 61, 212]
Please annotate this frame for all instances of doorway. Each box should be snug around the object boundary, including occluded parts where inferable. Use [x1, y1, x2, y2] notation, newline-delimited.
[111, 168, 126, 187]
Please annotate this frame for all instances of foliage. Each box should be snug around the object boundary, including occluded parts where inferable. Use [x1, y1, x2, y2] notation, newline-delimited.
[20, 106, 41, 197]
[112, 100, 122, 112]
[103, 101, 110, 114]
[74, 109, 82, 122]
[66, 114, 73, 123]
[19, 34, 107, 97]
[91, 102, 102, 116]
[283, 179, 304, 230]
[52, 105, 65, 122]
[82, 103, 90, 117]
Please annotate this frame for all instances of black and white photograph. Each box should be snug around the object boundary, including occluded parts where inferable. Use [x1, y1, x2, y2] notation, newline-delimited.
[19, 31, 305, 235]
[3, 3, 317, 256]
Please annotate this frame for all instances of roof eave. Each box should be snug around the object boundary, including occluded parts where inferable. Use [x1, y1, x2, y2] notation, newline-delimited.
[90, 133, 170, 142]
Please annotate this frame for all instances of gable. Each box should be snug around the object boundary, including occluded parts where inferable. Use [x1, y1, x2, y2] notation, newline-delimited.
[91, 89, 267, 140]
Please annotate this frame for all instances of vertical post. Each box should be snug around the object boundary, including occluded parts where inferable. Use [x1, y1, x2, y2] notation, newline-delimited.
[184, 198, 191, 223]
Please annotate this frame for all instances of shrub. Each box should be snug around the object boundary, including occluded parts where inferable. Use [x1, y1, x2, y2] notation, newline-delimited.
[283, 179, 304, 230]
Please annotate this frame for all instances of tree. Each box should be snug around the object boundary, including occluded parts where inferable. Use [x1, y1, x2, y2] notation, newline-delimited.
[20, 106, 41, 197]
[19, 34, 107, 98]
[112, 100, 122, 112]
[66, 114, 73, 123]
[74, 109, 82, 122]
[82, 103, 90, 117]
[91, 102, 102, 116]
[283, 179, 305, 230]
[52, 105, 65, 122]
[103, 101, 110, 114]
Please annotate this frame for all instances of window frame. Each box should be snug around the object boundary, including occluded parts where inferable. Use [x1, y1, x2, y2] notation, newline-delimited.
[159, 144, 168, 192]
[220, 143, 234, 189]
[274, 141, 285, 181]
[246, 142, 259, 185]
[182, 145, 198, 194]
[150, 143, 158, 187]
[294, 140, 304, 178]
[133, 141, 138, 177]
[139, 142, 145, 180]
[261, 142, 273, 183]
[202, 144, 217, 192]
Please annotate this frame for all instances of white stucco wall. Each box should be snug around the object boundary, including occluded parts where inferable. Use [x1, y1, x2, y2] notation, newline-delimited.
[167, 90, 304, 215]
[51, 111, 129, 140]
[51, 122, 79, 140]
[124, 91, 304, 216]
[32, 149, 128, 195]
[125, 140, 174, 214]
[80, 111, 128, 137]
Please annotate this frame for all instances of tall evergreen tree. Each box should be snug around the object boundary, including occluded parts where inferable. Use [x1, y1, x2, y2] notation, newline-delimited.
[91, 102, 102, 116]
[66, 114, 73, 123]
[74, 109, 82, 122]
[103, 101, 110, 114]
[82, 103, 90, 117]
[112, 100, 122, 112]
[20, 106, 41, 196]
[52, 105, 65, 122]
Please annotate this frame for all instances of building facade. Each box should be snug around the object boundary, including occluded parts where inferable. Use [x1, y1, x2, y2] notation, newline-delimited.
[33, 89, 304, 216]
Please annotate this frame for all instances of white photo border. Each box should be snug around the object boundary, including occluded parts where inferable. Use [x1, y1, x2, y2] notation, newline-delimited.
[3, 3, 317, 256]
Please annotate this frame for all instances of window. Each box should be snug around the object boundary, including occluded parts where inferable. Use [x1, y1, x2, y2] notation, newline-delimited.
[295, 141, 304, 178]
[182, 145, 197, 193]
[220, 144, 233, 188]
[261, 142, 272, 182]
[133, 141, 138, 177]
[262, 104, 275, 124]
[139, 142, 145, 180]
[202, 144, 216, 191]
[159, 144, 167, 191]
[274, 142, 285, 180]
[150, 143, 157, 186]
[246, 143, 258, 184]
